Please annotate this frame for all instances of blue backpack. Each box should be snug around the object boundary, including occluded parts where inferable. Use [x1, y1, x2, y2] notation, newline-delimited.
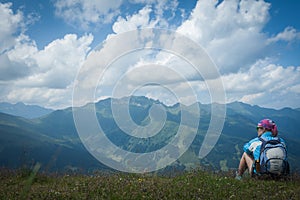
[255, 137, 289, 176]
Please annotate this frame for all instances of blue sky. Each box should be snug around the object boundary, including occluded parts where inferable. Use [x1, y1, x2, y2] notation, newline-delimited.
[0, 0, 299, 109]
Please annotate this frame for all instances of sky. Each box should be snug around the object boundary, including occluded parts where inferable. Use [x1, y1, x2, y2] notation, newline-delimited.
[0, 0, 299, 110]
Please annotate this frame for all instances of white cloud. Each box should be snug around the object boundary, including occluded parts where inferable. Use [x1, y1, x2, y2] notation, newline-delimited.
[0, 53, 30, 81]
[112, 0, 180, 33]
[129, 0, 179, 17]
[223, 59, 300, 108]
[54, 0, 123, 29]
[0, 3, 36, 81]
[169, 0, 300, 108]
[177, 0, 271, 73]
[5, 86, 75, 109]
[0, 2, 94, 108]
[31, 34, 93, 88]
[1, 34, 93, 108]
[83, 27, 224, 108]
[5, 34, 93, 89]
[112, 6, 158, 33]
[0, 35, 37, 81]
[267, 26, 300, 44]
[1, 0, 299, 109]
[0, 2, 23, 54]
[3, 34, 93, 108]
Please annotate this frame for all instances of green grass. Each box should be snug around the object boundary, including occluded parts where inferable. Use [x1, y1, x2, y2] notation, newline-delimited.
[1, 168, 300, 200]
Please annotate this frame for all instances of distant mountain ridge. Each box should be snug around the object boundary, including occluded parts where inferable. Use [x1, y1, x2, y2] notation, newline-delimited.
[0, 102, 53, 119]
[0, 96, 299, 173]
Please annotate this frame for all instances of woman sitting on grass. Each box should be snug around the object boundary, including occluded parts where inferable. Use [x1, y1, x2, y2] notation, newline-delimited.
[235, 119, 288, 180]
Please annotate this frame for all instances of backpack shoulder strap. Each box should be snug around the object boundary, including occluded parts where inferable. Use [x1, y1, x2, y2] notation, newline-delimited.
[259, 137, 266, 155]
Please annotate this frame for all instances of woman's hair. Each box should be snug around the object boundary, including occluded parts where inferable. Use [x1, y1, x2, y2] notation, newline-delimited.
[271, 124, 278, 137]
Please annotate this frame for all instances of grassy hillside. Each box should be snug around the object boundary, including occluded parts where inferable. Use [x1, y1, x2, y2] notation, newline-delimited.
[1, 168, 299, 199]
[1, 96, 300, 173]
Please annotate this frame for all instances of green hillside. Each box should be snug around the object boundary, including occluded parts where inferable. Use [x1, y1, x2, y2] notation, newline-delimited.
[0, 96, 300, 173]
[1, 169, 300, 199]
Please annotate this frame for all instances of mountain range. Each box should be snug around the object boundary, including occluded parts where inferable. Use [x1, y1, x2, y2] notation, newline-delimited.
[0, 102, 53, 119]
[0, 96, 299, 173]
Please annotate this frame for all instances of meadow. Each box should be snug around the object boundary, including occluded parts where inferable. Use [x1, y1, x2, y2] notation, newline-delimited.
[1, 168, 300, 200]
